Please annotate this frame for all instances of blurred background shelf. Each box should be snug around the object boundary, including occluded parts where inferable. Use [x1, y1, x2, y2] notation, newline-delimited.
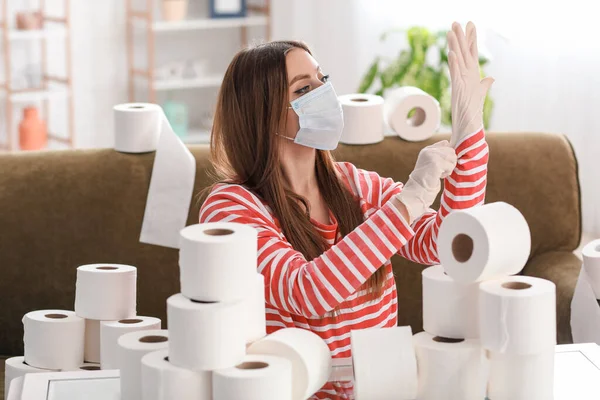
[153, 75, 223, 90]
[8, 27, 66, 40]
[9, 88, 70, 103]
[143, 14, 268, 32]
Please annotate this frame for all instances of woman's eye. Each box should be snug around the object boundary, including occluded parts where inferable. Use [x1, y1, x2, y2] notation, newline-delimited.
[321, 74, 330, 83]
[295, 85, 310, 95]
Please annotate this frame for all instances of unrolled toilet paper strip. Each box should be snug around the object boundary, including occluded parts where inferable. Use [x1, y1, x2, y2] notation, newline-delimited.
[247, 327, 332, 400]
[383, 86, 441, 142]
[141, 349, 212, 400]
[4, 357, 55, 399]
[438, 202, 531, 283]
[23, 310, 85, 370]
[179, 223, 257, 302]
[100, 316, 161, 370]
[116, 103, 197, 249]
[118, 329, 169, 400]
[583, 239, 600, 299]
[571, 265, 600, 345]
[479, 276, 556, 355]
[488, 350, 555, 400]
[339, 94, 384, 145]
[351, 326, 418, 400]
[243, 273, 267, 344]
[413, 332, 488, 400]
[74, 263, 137, 320]
[167, 294, 246, 371]
[422, 265, 479, 339]
[84, 319, 102, 363]
[213, 354, 293, 400]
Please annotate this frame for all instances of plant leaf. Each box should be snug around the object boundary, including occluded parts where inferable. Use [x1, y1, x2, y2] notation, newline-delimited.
[357, 58, 380, 93]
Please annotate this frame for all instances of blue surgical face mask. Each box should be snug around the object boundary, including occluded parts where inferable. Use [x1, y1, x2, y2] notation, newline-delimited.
[280, 81, 344, 151]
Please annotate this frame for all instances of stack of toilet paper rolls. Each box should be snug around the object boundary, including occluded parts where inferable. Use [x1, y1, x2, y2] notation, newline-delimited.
[4, 263, 149, 398]
[418, 201, 556, 400]
[136, 222, 332, 400]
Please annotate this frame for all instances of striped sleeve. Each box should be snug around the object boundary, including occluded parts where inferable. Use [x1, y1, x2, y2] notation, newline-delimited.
[199, 184, 415, 318]
[373, 129, 489, 265]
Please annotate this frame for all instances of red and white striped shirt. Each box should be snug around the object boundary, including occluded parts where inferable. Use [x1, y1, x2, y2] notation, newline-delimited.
[199, 130, 488, 398]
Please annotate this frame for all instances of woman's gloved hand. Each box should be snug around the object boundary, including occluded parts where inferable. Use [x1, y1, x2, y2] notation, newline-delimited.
[396, 140, 457, 225]
[447, 21, 495, 148]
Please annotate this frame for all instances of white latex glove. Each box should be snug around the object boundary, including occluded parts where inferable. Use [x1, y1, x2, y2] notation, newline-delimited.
[396, 140, 458, 225]
[447, 21, 495, 148]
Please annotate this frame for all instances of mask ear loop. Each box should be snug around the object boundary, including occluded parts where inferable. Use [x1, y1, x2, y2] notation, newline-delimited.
[276, 106, 296, 141]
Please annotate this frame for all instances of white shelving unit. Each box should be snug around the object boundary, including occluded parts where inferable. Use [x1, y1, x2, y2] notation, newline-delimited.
[0, 1, 74, 151]
[8, 27, 65, 40]
[126, 0, 271, 145]
[154, 74, 223, 91]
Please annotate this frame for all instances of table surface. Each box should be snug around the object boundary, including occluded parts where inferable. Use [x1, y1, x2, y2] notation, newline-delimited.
[7, 343, 600, 400]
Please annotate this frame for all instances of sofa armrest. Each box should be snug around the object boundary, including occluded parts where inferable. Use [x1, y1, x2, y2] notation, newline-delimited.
[522, 250, 582, 344]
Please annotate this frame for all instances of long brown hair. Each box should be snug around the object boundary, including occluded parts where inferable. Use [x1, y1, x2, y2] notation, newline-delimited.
[203, 40, 386, 302]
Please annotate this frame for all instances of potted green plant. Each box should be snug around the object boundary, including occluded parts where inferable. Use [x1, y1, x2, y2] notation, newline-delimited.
[358, 26, 494, 129]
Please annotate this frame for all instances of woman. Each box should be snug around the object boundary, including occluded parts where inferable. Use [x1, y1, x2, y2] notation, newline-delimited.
[200, 22, 493, 399]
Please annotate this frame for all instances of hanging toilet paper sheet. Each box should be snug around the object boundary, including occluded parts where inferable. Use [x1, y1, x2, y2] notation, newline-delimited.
[383, 86, 441, 142]
[339, 94, 384, 145]
[438, 202, 531, 283]
[571, 264, 600, 345]
[100, 316, 162, 370]
[351, 326, 418, 400]
[422, 265, 479, 339]
[114, 103, 196, 249]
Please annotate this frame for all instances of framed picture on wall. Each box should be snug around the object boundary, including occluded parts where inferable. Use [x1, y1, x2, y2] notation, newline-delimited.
[210, 0, 247, 18]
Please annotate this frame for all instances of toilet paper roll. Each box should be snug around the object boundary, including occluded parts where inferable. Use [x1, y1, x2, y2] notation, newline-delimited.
[244, 273, 267, 344]
[74, 263, 137, 320]
[6, 375, 23, 400]
[583, 239, 600, 299]
[118, 329, 169, 400]
[167, 293, 245, 371]
[4, 357, 54, 399]
[488, 350, 554, 400]
[114, 103, 162, 153]
[383, 86, 441, 142]
[339, 94, 384, 145]
[213, 354, 293, 400]
[413, 332, 488, 400]
[179, 223, 257, 302]
[247, 328, 332, 400]
[351, 326, 417, 400]
[438, 202, 531, 283]
[479, 276, 556, 354]
[422, 265, 479, 339]
[84, 319, 102, 363]
[23, 310, 85, 370]
[141, 349, 212, 400]
[100, 316, 161, 370]
[126, 103, 196, 249]
[571, 265, 600, 344]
